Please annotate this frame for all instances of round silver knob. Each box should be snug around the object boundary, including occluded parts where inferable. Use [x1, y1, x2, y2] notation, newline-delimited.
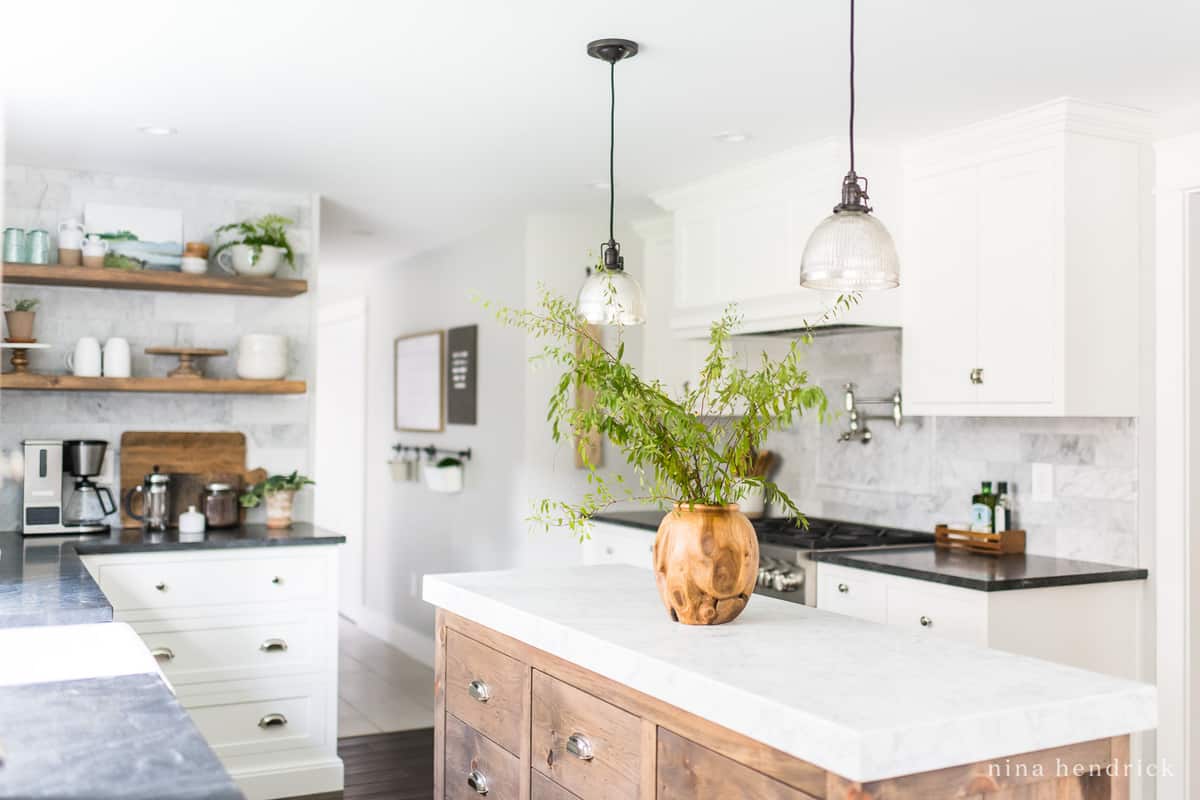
[154, 582, 167, 592]
[919, 615, 933, 628]
[271, 576, 283, 586]
[970, 367, 984, 385]
[837, 583, 849, 594]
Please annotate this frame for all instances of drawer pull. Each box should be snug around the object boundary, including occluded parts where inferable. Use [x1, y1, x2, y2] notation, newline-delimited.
[468, 679, 491, 703]
[466, 769, 489, 795]
[271, 576, 284, 586]
[566, 733, 594, 761]
[259, 638, 289, 653]
[154, 581, 167, 592]
[837, 583, 849, 594]
[150, 647, 175, 663]
[919, 615, 933, 628]
[258, 713, 288, 729]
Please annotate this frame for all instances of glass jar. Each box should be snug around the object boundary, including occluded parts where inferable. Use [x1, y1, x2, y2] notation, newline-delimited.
[202, 482, 238, 528]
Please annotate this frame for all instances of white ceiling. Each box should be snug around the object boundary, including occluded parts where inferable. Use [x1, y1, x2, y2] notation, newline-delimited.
[3, 0, 1199, 260]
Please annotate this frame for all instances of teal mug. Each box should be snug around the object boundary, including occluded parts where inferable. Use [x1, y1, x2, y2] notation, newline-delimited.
[25, 229, 51, 264]
[3, 227, 25, 263]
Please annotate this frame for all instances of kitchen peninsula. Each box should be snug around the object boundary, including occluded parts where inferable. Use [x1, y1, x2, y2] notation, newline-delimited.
[424, 565, 1156, 799]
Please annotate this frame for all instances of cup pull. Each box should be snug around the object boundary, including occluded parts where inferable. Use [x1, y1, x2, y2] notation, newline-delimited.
[260, 638, 288, 653]
[258, 713, 288, 729]
[467, 769, 489, 795]
[468, 679, 491, 703]
[566, 733, 594, 761]
[151, 647, 175, 662]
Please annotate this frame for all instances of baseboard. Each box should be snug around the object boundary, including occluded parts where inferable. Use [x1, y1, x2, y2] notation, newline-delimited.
[228, 756, 343, 800]
[353, 607, 437, 669]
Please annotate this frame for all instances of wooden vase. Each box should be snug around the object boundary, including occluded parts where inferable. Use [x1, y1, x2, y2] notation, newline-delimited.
[653, 503, 759, 625]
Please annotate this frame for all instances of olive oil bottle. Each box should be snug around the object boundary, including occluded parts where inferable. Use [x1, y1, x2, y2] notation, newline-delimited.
[970, 481, 997, 532]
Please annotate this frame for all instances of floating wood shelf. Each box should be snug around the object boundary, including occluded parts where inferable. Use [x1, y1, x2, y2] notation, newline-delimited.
[1, 262, 307, 297]
[0, 373, 307, 395]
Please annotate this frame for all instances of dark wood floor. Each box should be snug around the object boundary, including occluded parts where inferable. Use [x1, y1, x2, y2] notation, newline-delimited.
[295, 729, 435, 800]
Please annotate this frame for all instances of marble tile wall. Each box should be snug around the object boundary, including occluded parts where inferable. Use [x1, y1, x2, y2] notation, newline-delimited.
[0, 165, 316, 530]
[734, 330, 1139, 566]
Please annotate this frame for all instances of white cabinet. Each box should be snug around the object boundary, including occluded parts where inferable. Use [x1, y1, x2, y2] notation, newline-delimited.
[581, 521, 655, 569]
[901, 99, 1150, 416]
[814, 561, 1141, 679]
[82, 546, 343, 800]
[650, 140, 904, 339]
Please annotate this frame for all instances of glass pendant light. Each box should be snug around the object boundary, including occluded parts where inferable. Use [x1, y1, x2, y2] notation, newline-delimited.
[799, 0, 900, 291]
[577, 38, 646, 326]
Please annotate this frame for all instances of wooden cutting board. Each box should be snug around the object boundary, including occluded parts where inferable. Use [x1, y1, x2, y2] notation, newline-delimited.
[118, 432, 247, 529]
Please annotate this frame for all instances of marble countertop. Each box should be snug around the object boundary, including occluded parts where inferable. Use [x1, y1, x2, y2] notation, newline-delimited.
[1, 524, 343, 629]
[423, 565, 1157, 783]
[0, 623, 243, 799]
[812, 545, 1149, 590]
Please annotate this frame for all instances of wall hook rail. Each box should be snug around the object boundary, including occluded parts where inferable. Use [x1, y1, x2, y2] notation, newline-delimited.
[392, 443, 473, 461]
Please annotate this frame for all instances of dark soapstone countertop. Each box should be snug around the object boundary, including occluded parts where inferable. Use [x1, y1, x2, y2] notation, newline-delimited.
[71, 522, 346, 555]
[811, 545, 1149, 591]
[0, 672, 243, 800]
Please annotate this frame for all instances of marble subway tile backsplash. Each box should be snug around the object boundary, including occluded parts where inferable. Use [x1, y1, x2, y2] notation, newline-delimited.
[738, 330, 1139, 566]
[0, 165, 314, 531]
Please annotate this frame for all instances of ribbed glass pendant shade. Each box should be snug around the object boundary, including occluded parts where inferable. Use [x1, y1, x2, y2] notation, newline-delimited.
[577, 269, 646, 325]
[799, 209, 900, 291]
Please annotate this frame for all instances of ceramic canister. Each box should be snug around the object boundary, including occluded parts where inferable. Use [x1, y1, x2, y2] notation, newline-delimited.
[237, 334, 288, 380]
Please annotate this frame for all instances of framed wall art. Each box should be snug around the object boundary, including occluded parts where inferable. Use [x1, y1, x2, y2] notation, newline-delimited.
[394, 330, 445, 432]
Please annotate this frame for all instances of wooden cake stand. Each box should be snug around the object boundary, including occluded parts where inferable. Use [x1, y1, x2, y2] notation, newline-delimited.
[145, 346, 228, 378]
[1, 341, 51, 373]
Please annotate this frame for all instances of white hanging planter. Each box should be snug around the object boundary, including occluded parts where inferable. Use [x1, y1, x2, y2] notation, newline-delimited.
[425, 463, 464, 494]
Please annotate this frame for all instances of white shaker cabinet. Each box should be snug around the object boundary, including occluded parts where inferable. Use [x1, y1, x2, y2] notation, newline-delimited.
[901, 99, 1150, 416]
[651, 139, 904, 339]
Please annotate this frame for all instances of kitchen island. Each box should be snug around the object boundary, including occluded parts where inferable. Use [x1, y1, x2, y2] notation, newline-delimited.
[424, 564, 1155, 798]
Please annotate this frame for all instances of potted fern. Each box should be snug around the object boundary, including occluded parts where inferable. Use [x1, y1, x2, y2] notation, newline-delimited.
[213, 214, 297, 277]
[489, 286, 852, 625]
[240, 471, 315, 528]
[3, 298, 39, 341]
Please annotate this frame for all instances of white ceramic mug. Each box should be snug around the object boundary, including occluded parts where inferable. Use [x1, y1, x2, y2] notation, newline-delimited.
[237, 334, 288, 380]
[180, 256, 208, 275]
[217, 244, 284, 277]
[102, 337, 131, 378]
[65, 337, 102, 377]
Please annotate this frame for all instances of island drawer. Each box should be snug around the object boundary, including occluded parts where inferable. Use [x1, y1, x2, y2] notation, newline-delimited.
[532, 670, 643, 800]
[445, 629, 529, 756]
[446, 713, 521, 800]
[657, 728, 817, 800]
[88, 553, 326, 611]
[179, 677, 328, 759]
[531, 771, 581, 799]
[134, 616, 321, 684]
[815, 564, 887, 623]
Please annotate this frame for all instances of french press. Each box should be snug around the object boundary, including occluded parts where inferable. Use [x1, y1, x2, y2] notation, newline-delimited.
[124, 467, 171, 531]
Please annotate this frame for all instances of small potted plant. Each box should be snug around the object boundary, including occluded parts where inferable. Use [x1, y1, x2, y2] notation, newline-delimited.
[3, 298, 39, 341]
[424, 457, 464, 493]
[212, 214, 297, 278]
[240, 471, 315, 528]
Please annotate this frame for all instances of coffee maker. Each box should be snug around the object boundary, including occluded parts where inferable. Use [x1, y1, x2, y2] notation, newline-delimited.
[21, 439, 116, 535]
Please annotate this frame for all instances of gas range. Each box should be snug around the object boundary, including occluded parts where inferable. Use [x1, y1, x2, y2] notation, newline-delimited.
[752, 516, 934, 605]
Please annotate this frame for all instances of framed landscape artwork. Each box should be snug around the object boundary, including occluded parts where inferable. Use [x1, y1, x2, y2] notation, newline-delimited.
[394, 331, 445, 432]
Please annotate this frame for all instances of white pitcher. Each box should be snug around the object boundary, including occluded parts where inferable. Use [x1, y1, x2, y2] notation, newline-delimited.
[57, 219, 85, 250]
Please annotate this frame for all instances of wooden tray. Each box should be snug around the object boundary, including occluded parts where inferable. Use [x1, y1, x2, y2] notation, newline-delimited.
[934, 525, 1026, 555]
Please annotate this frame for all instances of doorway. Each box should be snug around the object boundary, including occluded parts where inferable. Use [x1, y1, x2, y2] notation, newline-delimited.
[314, 296, 367, 621]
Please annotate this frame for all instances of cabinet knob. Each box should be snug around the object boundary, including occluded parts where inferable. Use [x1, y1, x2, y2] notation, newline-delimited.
[468, 679, 491, 703]
[970, 367, 984, 385]
[271, 576, 284, 586]
[259, 638, 288, 653]
[258, 713, 288, 729]
[154, 581, 167, 592]
[467, 769, 489, 795]
[919, 615, 933, 628]
[566, 733, 594, 761]
[150, 647, 175, 662]
[837, 583, 849, 594]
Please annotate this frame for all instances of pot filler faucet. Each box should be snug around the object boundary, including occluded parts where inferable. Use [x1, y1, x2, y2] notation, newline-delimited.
[839, 383, 902, 444]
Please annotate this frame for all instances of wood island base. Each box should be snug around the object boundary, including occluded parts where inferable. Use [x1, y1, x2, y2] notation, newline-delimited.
[433, 610, 1129, 800]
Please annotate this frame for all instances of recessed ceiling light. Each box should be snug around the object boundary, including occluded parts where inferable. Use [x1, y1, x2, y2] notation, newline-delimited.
[137, 125, 178, 136]
[713, 131, 750, 143]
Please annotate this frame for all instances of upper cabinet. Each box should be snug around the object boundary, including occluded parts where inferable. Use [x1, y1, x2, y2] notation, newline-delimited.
[652, 140, 905, 338]
[901, 99, 1151, 417]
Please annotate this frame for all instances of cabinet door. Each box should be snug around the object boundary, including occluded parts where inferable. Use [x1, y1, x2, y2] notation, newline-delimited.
[901, 165, 980, 406]
[976, 149, 1060, 406]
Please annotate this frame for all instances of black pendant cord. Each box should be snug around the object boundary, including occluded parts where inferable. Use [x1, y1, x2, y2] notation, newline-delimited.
[848, 0, 856, 176]
[609, 60, 616, 244]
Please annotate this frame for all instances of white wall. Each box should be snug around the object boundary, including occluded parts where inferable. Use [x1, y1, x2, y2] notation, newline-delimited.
[317, 213, 641, 662]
